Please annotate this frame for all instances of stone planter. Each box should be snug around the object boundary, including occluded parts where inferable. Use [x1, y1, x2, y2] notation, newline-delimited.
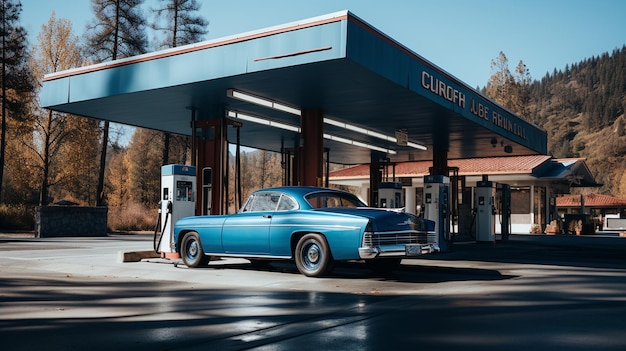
[35, 206, 108, 238]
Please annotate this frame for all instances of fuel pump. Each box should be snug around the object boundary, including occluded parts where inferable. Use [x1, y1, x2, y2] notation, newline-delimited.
[474, 178, 496, 243]
[378, 182, 402, 208]
[157, 164, 196, 258]
[423, 175, 450, 251]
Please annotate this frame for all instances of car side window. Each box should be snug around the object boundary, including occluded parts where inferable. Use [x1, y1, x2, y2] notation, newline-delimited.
[276, 194, 298, 211]
[306, 192, 365, 208]
[248, 192, 280, 212]
[241, 195, 255, 212]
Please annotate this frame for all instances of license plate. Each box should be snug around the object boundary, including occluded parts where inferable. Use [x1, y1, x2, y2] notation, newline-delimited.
[405, 244, 422, 256]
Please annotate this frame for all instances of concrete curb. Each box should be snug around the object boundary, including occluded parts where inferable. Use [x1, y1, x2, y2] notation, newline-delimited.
[118, 250, 160, 263]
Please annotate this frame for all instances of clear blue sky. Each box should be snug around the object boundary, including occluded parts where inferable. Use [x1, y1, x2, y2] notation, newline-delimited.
[19, 0, 626, 89]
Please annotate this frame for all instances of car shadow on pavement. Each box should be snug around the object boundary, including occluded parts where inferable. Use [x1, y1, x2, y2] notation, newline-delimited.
[197, 259, 514, 283]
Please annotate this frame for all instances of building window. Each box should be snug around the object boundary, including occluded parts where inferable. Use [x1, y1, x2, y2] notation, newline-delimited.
[511, 187, 530, 214]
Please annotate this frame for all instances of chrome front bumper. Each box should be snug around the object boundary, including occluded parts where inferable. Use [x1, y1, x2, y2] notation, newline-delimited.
[358, 243, 440, 259]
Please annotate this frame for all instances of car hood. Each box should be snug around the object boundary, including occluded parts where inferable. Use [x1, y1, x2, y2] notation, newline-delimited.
[314, 207, 435, 232]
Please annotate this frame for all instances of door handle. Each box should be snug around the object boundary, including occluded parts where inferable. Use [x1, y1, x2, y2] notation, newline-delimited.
[263, 214, 272, 219]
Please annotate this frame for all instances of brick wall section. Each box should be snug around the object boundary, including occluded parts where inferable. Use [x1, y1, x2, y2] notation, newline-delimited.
[35, 206, 108, 238]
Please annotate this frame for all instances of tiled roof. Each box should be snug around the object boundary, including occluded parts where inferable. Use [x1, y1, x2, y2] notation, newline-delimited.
[330, 155, 552, 179]
[557, 194, 626, 208]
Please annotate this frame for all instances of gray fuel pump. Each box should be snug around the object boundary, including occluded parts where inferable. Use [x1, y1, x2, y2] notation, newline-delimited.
[157, 164, 196, 258]
[378, 182, 403, 208]
[423, 175, 450, 251]
[474, 178, 496, 242]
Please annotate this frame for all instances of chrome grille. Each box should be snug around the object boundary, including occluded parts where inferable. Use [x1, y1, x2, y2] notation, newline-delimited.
[364, 231, 437, 246]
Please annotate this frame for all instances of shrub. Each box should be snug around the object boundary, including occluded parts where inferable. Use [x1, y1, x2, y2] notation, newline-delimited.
[0, 204, 35, 231]
[108, 203, 158, 232]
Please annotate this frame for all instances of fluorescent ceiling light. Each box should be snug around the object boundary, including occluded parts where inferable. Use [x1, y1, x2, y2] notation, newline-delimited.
[228, 110, 270, 125]
[322, 118, 343, 128]
[227, 89, 426, 151]
[228, 110, 300, 132]
[323, 117, 426, 150]
[407, 141, 427, 150]
[273, 102, 301, 115]
[227, 89, 301, 116]
[323, 133, 397, 154]
[271, 120, 301, 133]
[344, 124, 369, 134]
[367, 130, 390, 141]
[230, 90, 272, 108]
[324, 134, 351, 144]
[228, 110, 396, 154]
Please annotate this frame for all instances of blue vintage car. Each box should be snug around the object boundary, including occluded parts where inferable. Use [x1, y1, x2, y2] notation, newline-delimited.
[174, 186, 438, 277]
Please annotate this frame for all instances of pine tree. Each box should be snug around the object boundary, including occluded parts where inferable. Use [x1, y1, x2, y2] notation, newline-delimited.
[151, 0, 208, 165]
[86, 0, 148, 61]
[0, 0, 33, 203]
[85, 0, 148, 206]
[513, 60, 532, 119]
[152, 0, 208, 49]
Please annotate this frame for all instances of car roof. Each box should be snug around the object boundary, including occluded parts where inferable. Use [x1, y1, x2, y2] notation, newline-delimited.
[249, 186, 367, 210]
[255, 186, 349, 198]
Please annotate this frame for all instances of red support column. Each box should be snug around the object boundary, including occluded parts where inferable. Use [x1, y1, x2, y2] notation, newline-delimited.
[194, 119, 227, 215]
[369, 152, 385, 207]
[300, 109, 324, 187]
[431, 120, 450, 176]
[431, 149, 449, 176]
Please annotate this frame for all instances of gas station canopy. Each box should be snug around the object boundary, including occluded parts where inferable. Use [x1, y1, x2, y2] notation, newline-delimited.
[41, 11, 546, 165]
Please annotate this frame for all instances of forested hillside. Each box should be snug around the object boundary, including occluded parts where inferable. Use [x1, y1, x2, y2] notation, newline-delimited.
[527, 46, 626, 197]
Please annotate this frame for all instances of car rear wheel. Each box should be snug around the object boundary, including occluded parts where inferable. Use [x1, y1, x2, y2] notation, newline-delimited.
[295, 233, 333, 277]
[180, 232, 209, 268]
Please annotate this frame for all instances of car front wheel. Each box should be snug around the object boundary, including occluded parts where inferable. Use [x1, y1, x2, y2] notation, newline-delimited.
[180, 231, 209, 268]
[294, 233, 332, 277]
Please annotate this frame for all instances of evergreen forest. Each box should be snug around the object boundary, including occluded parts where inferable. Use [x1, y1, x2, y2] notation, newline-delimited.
[528, 47, 626, 196]
[484, 48, 626, 198]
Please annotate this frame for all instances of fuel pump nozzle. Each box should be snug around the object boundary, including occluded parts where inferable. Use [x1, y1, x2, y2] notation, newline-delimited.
[153, 200, 173, 254]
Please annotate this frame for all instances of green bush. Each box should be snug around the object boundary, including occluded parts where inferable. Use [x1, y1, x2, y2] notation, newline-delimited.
[0, 204, 35, 231]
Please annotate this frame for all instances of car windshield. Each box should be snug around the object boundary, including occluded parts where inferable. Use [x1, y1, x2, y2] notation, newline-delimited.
[305, 192, 365, 209]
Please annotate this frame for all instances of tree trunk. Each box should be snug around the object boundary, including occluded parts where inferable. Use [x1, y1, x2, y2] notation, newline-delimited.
[39, 110, 53, 206]
[162, 132, 170, 165]
[0, 6, 6, 203]
[96, 120, 109, 206]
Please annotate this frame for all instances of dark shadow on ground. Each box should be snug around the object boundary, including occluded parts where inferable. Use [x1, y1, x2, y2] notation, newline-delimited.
[196, 258, 514, 283]
[2, 272, 626, 351]
[427, 237, 626, 270]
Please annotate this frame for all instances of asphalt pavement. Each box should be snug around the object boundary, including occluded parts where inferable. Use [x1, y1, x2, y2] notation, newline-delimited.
[1, 232, 625, 350]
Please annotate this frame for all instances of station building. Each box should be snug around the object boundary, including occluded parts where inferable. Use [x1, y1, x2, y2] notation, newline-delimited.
[330, 155, 599, 235]
[557, 193, 626, 232]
